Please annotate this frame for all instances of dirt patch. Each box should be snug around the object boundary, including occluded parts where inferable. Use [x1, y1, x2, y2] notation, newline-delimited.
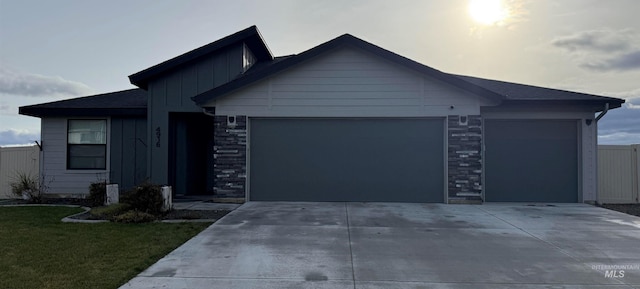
[599, 204, 640, 217]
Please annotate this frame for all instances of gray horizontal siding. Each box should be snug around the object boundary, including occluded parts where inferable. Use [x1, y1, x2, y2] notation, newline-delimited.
[41, 118, 109, 195]
[212, 47, 492, 117]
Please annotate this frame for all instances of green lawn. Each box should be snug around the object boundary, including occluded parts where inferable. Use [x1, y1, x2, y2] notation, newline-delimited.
[0, 206, 212, 289]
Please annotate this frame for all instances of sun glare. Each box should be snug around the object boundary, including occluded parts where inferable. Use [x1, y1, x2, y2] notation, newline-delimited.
[468, 0, 509, 25]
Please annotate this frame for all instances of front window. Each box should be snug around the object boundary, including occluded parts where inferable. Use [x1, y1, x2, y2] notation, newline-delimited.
[67, 119, 106, 170]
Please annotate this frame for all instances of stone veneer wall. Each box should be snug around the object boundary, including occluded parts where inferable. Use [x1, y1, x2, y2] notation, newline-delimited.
[448, 115, 483, 203]
[213, 115, 247, 198]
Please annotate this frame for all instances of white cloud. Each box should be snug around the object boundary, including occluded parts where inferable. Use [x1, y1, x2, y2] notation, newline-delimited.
[0, 68, 92, 97]
[598, 131, 640, 145]
[0, 129, 40, 146]
[551, 29, 640, 72]
[627, 96, 640, 109]
[601, 89, 640, 108]
[598, 96, 640, 145]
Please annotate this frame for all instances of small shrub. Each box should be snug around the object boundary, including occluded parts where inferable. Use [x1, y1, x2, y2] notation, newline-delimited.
[89, 203, 131, 220]
[10, 172, 43, 203]
[121, 182, 164, 216]
[88, 181, 107, 207]
[113, 210, 157, 223]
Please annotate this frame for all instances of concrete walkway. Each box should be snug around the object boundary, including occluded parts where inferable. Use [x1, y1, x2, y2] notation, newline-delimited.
[120, 202, 640, 288]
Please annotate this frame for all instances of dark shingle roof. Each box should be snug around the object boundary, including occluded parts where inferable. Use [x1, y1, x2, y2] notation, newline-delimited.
[19, 89, 147, 118]
[24, 27, 623, 119]
[191, 32, 624, 110]
[455, 75, 624, 108]
[129, 25, 273, 90]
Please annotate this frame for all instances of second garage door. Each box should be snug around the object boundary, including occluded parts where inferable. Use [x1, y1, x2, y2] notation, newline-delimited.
[485, 119, 578, 202]
[249, 118, 444, 202]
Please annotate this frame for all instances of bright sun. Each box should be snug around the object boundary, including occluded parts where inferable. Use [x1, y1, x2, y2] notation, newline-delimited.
[468, 0, 509, 25]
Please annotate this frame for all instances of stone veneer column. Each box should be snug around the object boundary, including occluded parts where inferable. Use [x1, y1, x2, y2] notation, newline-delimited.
[448, 115, 483, 203]
[213, 115, 247, 199]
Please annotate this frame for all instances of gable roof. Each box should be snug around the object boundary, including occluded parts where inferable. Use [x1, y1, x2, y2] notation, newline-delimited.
[19, 89, 147, 118]
[191, 32, 624, 110]
[129, 25, 272, 90]
[192, 34, 505, 105]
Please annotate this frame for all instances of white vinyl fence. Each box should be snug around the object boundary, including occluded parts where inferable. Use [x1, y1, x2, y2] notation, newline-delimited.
[0, 146, 40, 199]
[598, 145, 640, 204]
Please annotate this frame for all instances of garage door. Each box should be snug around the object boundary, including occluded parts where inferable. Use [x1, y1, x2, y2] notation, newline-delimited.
[249, 118, 444, 202]
[485, 119, 578, 202]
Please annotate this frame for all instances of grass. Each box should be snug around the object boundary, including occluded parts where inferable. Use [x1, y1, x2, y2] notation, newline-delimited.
[0, 206, 212, 289]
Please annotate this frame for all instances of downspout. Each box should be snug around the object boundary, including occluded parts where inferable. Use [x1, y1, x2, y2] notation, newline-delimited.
[595, 103, 610, 122]
[593, 102, 609, 205]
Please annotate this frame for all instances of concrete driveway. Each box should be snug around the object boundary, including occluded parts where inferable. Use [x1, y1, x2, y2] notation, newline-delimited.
[121, 202, 640, 288]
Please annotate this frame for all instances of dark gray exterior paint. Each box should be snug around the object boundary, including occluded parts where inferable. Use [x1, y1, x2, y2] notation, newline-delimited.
[147, 44, 245, 188]
[249, 118, 445, 202]
[129, 26, 272, 89]
[484, 119, 579, 202]
[110, 117, 147, 191]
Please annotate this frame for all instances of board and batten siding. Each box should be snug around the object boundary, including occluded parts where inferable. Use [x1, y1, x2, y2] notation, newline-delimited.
[40, 118, 110, 195]
[208, 47, 495, 117]
[146, 43, 246, 185]
[110, 117, 147, 191]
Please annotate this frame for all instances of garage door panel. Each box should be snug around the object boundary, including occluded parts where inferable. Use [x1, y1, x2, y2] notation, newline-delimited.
[485, 120, 578, 202]
[250, 118, 444, 202]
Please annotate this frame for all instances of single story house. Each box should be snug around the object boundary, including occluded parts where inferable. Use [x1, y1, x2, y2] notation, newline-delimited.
[20, 26, 624, 203]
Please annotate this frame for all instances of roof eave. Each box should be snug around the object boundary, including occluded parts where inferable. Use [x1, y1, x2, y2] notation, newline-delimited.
[19, 107, 147, 118]
[129, 25, 273, 90]
[499, 99, 624, 110]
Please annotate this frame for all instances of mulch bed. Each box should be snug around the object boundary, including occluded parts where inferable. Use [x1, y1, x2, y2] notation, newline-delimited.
[598, 204, 640, 217]
[66, 208, 230, 221]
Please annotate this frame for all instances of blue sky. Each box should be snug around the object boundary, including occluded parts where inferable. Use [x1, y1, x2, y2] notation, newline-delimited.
[1, 0, 639, 146]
